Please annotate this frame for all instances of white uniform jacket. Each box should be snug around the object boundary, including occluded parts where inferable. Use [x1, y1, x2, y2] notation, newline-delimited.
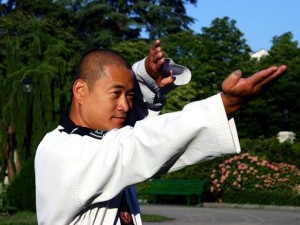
[35, 59, 241, 225]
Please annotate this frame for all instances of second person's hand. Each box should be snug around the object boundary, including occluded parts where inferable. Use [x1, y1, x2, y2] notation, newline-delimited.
[145, 39, 174, 88]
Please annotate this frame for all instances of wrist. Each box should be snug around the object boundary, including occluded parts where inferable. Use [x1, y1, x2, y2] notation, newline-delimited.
[221, 92, 243, 116]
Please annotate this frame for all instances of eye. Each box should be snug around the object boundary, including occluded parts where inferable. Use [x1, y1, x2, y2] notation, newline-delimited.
[126, 92, 135, 99]
[112, 91, 122, 98]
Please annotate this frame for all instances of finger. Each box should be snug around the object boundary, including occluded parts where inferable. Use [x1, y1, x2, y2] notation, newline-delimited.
[151, 58, 165, 75]
[159, 70, 174, 87]
[151, 39, 160, 50]
[259, 65, 287, 85]
[247, 66, 279, 86]
[149, 40, 161, 61]
[252, 65, 287, 88]
[153, 51, 163, 63]
[155, 57, 165, 68]
[222, 70, 242, 93]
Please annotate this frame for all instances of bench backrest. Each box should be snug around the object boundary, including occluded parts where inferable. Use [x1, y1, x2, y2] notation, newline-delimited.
[147, 179, 207, 195]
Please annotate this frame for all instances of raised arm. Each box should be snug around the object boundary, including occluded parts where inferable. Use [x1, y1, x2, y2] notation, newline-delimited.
[130, 40, 191, 123]
[144, 39, 174, 87]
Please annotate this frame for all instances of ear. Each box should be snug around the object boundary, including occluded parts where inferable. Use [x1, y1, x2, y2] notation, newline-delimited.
[73, 79, 86, 104]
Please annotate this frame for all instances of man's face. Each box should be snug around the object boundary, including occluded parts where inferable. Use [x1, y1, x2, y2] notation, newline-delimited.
[81, 65, 135, 130]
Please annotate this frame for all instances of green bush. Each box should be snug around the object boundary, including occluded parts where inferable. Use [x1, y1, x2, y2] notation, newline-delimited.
[161, 159, 223, 180]
[222, 190, 300, 206]
[6, 157, 36, 212]
[209, 151, 300, 205]
[0, 211, 37, 225]
[240, 138, 300, 168]
[0, 184, 9, 212]
[210, 152, 300, 192]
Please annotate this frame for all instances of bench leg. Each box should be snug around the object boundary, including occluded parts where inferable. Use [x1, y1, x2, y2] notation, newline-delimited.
[198, 195, 203, 207]
[153, 195, 156, 204]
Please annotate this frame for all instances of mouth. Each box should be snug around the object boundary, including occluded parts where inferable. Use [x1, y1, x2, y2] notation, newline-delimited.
[113, 117, 126, 124]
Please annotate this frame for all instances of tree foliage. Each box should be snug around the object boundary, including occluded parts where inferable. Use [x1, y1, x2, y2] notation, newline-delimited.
[235, 32, 300, 138]
[160, 17, 253, 112]
[199, 17, 252, 87]
[0, 1, 300, 189]
[0, 1, 81, 180]
[55, 0, 196, 49]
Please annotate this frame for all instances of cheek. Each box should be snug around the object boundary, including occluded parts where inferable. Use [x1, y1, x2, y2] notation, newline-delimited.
[84, 95, 106, 117]
[128, 99, 134, 109]
[105, 97, 119, 110]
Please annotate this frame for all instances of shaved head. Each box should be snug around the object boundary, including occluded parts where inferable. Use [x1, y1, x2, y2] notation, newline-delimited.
[75, 49, 132, 90]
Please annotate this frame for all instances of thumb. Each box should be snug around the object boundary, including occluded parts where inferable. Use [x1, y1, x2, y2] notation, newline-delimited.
[222, 70, 242, 93]
[158, 70, 175, 88]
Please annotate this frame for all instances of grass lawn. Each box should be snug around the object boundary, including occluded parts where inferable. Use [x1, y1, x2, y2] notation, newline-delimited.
[142, 213, 174, 222]
[0, 211, 173, 224]
[0, 211, 37, 225]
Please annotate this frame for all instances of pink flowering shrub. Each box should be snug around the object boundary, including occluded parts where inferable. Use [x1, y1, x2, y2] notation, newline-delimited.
[210, 152, 300, 195]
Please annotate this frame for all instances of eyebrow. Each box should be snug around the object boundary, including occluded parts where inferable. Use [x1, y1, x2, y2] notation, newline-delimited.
[109, 85, 135, 92]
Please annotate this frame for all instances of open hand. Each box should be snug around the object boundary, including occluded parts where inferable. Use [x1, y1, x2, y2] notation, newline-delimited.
[221, 65, 288, 115]
[145, 39, 174, 87]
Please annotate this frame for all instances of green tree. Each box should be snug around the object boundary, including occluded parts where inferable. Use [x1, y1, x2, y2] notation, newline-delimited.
[57, 0, 197, 49]
[159, 18, 252, 113]
[199, 17, 252, 86]
[0, 8, 81, 181]
[111, 39, 151, 65]
[135, 0, 197, 40]
[235, 32, 300, 138]
[68, 0, 140, 49]
[158, 31, 205, 111]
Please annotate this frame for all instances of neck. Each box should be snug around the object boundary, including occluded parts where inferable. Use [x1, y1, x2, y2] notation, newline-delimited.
[69, 100, 84, 127]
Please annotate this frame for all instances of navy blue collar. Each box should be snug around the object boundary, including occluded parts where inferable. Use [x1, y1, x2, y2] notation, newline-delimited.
[59, 116, 108, 140]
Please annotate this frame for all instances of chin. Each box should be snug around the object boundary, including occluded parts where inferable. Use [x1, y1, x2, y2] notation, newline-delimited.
[115, 125, 123, 129]
[107, 124, 123, 130]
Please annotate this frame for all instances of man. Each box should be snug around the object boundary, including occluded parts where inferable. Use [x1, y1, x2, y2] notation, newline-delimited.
[35, 40, 287, 225]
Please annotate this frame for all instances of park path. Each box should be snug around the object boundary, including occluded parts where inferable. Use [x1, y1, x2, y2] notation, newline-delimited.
[141, 204, 300, 225]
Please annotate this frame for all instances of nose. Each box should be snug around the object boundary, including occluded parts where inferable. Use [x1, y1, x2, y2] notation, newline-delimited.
[118, 95, 131, 113]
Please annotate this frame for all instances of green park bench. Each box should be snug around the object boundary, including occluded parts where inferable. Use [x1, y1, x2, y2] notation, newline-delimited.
[137, 179, 207, 206]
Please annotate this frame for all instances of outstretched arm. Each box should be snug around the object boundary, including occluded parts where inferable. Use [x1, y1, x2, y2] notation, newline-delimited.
[221, 65, 288, 116]
[144, 39, 174, 87]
